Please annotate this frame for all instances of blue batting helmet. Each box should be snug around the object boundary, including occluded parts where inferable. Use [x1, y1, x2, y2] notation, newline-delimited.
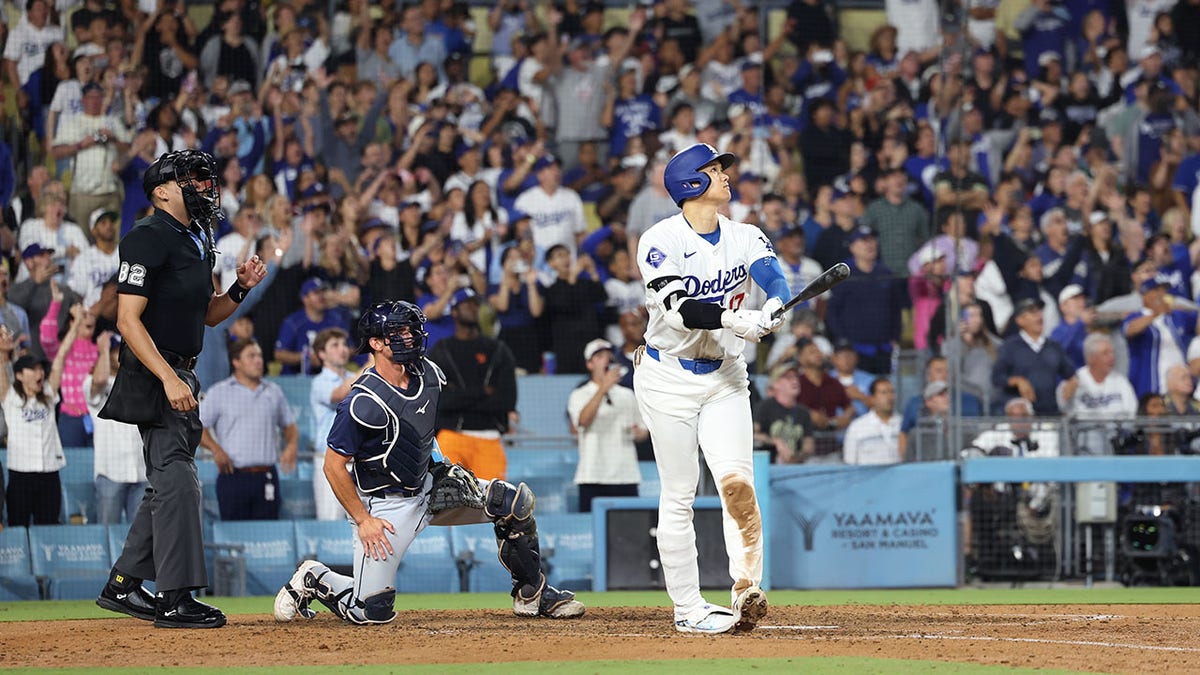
[357, 300, 429, 374]
[663, 143, 736, 207]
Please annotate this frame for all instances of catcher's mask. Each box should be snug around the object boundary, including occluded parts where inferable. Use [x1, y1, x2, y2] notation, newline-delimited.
[357, 300, 429, 375]
[143, 149, 223, 226]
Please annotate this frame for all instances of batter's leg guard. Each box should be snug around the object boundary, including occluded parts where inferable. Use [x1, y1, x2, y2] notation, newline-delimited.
[487, 480, 585, 619]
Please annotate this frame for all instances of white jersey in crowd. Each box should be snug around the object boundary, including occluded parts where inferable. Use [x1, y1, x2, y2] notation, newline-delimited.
[513, 185, 586, 255]
[842, 411, 903, 465]
[886, 0, 941, 54]
[1059, 366, 1137, 455]
[1058, 366, 1138, 419]
[567, 381, 642, 485]
[68, 245, 119, 307]
[2, 16, 62, 86]
[83, 374, 145, 483]
[637, 213, 774, 361]
[3, 384, 64, 473]
[1127, 0, 1177, 61]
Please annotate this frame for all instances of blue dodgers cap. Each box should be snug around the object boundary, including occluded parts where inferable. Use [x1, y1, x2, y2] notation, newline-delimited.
[454, 142, 478, 160]
[848, 225, 877, 243]
[533, 154, 560, 172]
[299, 277, 328, 298]
[449, 287, 478, 309]
[21, 243, 54, 259]
[1140, 274, 1171, 294]
[778, 225, 804, 238]
[360, 217, 389, 234]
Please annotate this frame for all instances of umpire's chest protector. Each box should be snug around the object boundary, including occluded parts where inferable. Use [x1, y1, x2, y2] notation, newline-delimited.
[348, 364, 443, 494]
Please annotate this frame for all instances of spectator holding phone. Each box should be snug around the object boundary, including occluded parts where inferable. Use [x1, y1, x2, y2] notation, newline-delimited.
[568, 338, 644, 511]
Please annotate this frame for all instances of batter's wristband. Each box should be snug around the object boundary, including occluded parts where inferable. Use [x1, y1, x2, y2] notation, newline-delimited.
[228, 281, 250, 304]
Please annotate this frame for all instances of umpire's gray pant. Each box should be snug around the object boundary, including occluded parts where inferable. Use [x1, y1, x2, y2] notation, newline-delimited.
[114, 369, 208, 592]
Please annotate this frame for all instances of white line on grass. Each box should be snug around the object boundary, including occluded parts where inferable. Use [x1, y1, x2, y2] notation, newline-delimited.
[877, 634, 1200, 653]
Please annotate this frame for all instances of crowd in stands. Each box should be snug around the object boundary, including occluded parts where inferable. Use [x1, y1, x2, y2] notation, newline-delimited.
[4, 0, 1200, 526]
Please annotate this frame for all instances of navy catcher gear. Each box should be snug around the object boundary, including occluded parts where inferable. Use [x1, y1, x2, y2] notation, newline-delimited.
[357, 300, 429, 374]
[663, 143, 736, 207]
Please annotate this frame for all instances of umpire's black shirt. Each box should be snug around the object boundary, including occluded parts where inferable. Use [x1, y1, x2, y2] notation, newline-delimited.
[116, 208, 213, 358]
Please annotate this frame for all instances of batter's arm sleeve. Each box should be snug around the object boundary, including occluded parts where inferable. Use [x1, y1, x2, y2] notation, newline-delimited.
[646, 276, 726, 329]
[749, 255, 791, 302]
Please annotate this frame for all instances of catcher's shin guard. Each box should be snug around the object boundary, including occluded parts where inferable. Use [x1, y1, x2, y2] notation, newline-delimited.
[486, 480, 543, 592]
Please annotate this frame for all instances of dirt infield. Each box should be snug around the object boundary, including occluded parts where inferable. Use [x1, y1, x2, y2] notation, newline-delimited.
[1, 604, 1197, 671]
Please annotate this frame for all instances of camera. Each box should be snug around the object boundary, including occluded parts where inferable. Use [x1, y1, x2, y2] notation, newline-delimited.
[92, 131, 109, 144]
[512, 260, 529, 274]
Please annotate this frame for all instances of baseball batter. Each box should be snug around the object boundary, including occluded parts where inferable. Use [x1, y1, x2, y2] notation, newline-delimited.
[634, 143, 790, 634]
[273, 300, 584, 625]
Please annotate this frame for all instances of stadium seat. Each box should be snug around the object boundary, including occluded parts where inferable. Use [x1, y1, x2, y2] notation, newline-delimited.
[211, 521, 297, 596]
[521, 475, 575, 514]
[396, 528, 457, 594]
[201, 479, 220, 523]
[279, 478, 316, 520]
[0, 527, 41, 601]
[506, 449, 578, 482]
[536, 513, 594, 591]
[60, 448, 94, 482]
[61, 480, 96, 524]
[515, 376, 579, 438]
[638, 461, 661, 498]
[294, 519, 354, 568]
[269, 376, 315, 453]
[28, 524, 111, 600]
[104, 524, 156, 595]
[448, 523, 511, 593]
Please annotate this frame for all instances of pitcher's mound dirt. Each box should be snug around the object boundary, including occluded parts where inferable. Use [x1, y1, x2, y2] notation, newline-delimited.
[1, 604, 1196, 672]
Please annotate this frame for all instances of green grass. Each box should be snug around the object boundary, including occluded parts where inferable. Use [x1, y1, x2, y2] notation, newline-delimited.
[0, 659, 1092, 675]
[2, 587, 1196, 623]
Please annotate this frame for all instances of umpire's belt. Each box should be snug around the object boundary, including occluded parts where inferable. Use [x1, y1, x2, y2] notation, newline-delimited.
[645, 345, 723, 375]
[162, 350, 197, 371]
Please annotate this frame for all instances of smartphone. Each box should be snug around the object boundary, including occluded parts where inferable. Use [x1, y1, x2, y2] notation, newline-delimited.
[183, 71, 198, 94]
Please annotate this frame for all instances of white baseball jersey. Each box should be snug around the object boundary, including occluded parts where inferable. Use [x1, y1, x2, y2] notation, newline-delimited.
[1060, 367, 1138, 419]
[513, 185, 586, 254]
[68, 245, 119, 307]
[637, 213, 775, 361]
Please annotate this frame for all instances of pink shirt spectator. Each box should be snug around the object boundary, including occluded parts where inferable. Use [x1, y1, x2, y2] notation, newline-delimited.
[39, 299, 98, 417]
[908, 274, 947, 352]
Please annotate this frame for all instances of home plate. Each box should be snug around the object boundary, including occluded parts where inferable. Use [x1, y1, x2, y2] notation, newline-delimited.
[758, 625, 841, 630]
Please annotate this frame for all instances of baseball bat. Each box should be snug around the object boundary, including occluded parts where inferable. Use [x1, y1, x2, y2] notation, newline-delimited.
[771, 262, 851, 320]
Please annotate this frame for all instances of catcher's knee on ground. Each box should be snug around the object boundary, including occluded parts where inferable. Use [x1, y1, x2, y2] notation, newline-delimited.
[347, 589, 396, 625]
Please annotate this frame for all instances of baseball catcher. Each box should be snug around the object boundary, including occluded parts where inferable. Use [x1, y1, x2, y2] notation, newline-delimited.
[273, 300, 584, 625]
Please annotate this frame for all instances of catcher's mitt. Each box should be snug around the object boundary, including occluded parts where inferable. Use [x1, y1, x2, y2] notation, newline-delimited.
[428, 461, 485, 513]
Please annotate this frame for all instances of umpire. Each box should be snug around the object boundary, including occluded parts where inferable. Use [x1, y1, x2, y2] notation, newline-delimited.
[95, 149, 267, 629]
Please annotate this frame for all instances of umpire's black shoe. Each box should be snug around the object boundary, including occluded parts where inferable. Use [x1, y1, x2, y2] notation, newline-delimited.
[154, 593, 227, 629]
[96, 583, 157, 621]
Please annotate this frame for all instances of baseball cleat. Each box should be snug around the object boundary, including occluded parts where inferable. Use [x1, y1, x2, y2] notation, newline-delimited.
[273, 560, 322, 622]
[513, 581, 586, 618]
[674, 604, 737, 635]
[732, 585, 768, 633]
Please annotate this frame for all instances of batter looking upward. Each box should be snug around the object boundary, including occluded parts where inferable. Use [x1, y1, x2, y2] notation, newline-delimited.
[634, 143, 790, 635]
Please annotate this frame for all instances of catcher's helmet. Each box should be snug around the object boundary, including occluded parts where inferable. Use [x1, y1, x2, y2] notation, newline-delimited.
[357, 300, 429, 373]
[143, 149, 222, 223]
[663, 143, 736, 207]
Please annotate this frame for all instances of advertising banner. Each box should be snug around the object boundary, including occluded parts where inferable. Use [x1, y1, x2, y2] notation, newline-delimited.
[770, 462, 958, 588]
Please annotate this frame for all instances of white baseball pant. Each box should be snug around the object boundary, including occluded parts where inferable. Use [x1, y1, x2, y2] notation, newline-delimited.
[633, 351, 764, 617]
